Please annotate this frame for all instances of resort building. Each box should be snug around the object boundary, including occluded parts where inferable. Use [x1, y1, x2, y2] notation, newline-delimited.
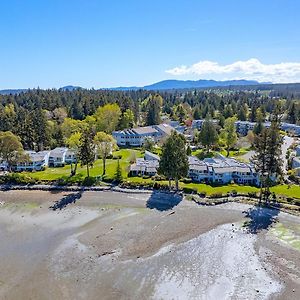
[48, 147, 76, 167]
[48, 147, 68, 167]
[13, 150, 51, 172]
[113, 124, 174, 146]
[129, 151, 160, 176]
[188, 154, 259, 185]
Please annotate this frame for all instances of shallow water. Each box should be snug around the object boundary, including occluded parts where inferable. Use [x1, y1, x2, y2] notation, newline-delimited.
[92, 223, 282, 299]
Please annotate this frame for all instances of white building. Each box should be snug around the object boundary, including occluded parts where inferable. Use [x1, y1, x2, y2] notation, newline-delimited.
[48, 147, 69, 167]
[130, 151, 160, 176]
[13, 150, 50, 172]
[188, 154, 259, 185]
[65, 149, 77, 164]
[113, 124, 174, 146]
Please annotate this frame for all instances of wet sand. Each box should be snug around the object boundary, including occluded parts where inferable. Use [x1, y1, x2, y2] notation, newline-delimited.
[0, 190, 299, 299]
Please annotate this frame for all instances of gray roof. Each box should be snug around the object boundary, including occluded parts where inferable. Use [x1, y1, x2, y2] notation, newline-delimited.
[133, 126, 158, 135]
[145, 150, 160, 161]
[154, 124, 173, 135]
[50, 147, 68, 158]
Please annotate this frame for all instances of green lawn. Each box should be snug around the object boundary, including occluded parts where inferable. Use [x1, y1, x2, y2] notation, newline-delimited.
[24, 149, 143, 181]
[192, 148, 250, 159]
[21, 147, 300, 200]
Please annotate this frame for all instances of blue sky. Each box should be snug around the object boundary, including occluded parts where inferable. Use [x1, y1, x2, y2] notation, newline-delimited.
[1, 0, 300, 89]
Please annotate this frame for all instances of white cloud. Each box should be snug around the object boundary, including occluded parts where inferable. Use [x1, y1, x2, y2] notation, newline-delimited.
[165, 58, 300, 83]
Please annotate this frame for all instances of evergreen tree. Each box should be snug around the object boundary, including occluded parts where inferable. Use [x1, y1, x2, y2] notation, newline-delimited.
[252, 119, 282, 202]
[32, 108, 50, 151]
[78, 129, 95, 177]
[198, 118, 218, 152]
[193, 106, 202, 120]
[186, 144, 192, 156]
[146, 94, 162, 125]
[286, 102, 297, 124]
[158, 131, 188, 190]
[175, 104, 187, 123]
[253, 108, 264, 135]
[237, 104, 248, 121]
[114, 158, 123, 183]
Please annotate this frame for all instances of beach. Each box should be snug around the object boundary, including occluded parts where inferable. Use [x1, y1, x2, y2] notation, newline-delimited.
[0, 190, 299, 299]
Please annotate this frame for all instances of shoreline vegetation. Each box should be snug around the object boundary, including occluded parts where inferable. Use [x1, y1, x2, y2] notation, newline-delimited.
[1, 145, 300, 214]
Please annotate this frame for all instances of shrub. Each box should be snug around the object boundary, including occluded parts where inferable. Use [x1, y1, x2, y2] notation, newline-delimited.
[152, 174, 165, 181]
[231, 190, 237, 196]
[198, 191, 207, 198]
[0, 173, 36, 185]
[248, 192, 257, 198]
[182, 187, 197, 194]
[210, 192, 223, 198]
[82, 176, 97, 186]
[293, 199, 300, 206]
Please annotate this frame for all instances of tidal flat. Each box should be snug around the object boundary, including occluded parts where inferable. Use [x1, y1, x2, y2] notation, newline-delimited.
[0, 190, 299, 299]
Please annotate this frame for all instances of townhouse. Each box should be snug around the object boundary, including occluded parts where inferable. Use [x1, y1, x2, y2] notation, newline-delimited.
[129, 151, 160, 176]
[48, 147, 76, 167]
[13, 150, 50, 172]
[235, 120, 300, 136]
[113, 123, 174, 146]
[188, 154, 259, 185]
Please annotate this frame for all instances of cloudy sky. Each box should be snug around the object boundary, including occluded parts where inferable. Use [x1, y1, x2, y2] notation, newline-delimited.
[0, 0, 299, 89]
[166, 59, 300, 83]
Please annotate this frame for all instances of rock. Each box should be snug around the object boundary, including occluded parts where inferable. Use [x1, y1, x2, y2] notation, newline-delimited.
[110, 227, 113, 230]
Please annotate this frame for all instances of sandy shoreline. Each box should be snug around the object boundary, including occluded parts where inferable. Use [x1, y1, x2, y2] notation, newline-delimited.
[0, 190, 299, 299]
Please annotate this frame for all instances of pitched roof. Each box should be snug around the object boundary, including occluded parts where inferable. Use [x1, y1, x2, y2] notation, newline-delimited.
[132, 127, 158, 135]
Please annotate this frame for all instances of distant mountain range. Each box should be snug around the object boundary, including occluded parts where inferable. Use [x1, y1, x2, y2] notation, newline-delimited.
[109, 79, 270, 91]
[0, 80, 281, 95]
[0, 86, 82, 95]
